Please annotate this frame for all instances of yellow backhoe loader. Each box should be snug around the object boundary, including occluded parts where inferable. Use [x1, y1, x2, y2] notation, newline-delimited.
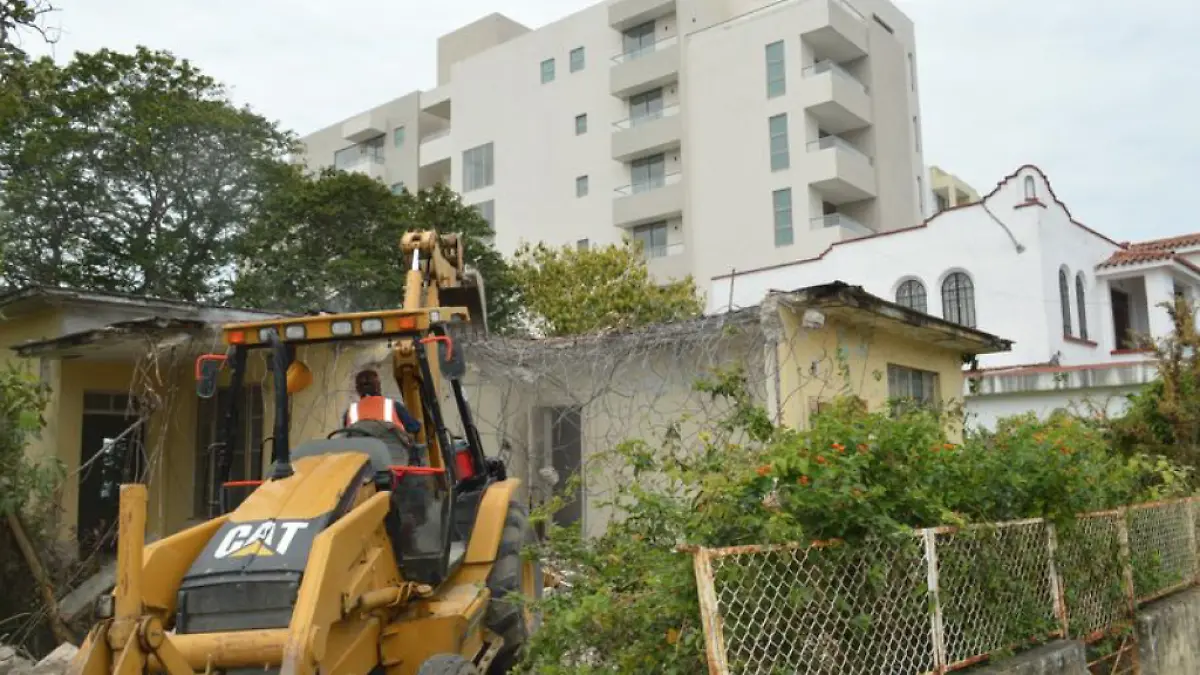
[66, 231, 543, 675]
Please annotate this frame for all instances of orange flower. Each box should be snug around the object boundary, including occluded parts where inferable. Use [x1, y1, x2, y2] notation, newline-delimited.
[798, 475, 810, 486]
[816, 455, 827, 465]
[943, 443, 955, 451]
[756, 464, 772, 477]
[832, 443, 845, 453]
[857, 443, 869, 454]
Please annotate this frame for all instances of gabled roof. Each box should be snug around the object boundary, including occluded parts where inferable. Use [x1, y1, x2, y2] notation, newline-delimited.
[712, 164, 1120, 281]
[1097, 234, 1200, 276]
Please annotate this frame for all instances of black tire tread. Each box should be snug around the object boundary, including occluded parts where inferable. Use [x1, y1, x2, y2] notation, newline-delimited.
[484, 498, 542, 674]
[416, 654, 478, 675]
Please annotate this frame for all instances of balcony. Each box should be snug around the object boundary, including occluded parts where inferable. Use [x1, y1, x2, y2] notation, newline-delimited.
[342, 110, 387, 144]
[613, 172, 684, 228]
[806, 136, 876, 203]
[609, 0, 676, 31]
[612, 105, 682, 162]
[645, 242, 691, 282]
[797, 0, 868, 62]
[611, 36, 680, 99]
[341, 156, 386, 181]
[801, 61, 871, 134]
[810, 213, 873, 238]
[419, 128, 452, 168]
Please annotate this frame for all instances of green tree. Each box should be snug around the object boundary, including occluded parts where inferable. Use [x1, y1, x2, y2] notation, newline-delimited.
[232, 174, 520, 333]
[510, 239, 703, 337]
[0, 46, 294, 300]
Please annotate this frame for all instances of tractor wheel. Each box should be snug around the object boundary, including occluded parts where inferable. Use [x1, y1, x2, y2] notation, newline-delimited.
[416, 654, 478, 675]
[484, 498, 543, 674]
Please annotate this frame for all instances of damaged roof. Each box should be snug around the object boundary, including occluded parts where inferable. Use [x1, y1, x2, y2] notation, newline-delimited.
[12, 317, 221, 360]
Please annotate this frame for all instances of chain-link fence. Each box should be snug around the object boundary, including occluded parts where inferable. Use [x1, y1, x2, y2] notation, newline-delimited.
[691, 497, 1200, 674]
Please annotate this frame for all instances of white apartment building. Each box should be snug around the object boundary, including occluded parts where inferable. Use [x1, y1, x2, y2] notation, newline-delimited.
[299, 0, 927, 288]
[710, 163, 1199, 429]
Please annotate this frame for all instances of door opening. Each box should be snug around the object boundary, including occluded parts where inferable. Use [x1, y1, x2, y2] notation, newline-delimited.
[78, 392, 146, 553]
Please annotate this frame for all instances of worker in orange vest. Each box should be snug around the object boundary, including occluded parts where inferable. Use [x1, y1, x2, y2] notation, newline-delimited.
[343, 369, 422, 435]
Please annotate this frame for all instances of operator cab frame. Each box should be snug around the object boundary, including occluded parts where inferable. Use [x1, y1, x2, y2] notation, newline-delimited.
[194, 304, 494, 589]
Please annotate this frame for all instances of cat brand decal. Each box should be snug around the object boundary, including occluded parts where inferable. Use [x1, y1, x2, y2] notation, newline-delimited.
[213, 520, 310, 559]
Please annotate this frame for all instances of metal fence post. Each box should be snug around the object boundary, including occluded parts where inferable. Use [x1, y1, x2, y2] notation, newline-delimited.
[1046, 523, 1070, 638]
[923, 529, 948, 673]
[1186, 498, 1199, 584]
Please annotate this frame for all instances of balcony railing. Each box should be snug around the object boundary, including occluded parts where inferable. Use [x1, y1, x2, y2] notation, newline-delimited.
[806, 135, 873, 165]
[811, 213, 872, 236]
[641, 241, 685, 260]
[614, 170, 683, 196]
[802, 59, 868, 92]
[612, 35, 679, 64]
[613, 103, 681, 130]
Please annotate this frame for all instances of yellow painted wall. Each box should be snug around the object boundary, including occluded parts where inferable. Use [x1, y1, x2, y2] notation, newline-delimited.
[0, 309, 64, 468]
[776, 308, 968, 438]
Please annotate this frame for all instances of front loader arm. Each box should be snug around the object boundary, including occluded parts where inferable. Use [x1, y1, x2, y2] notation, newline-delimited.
[281, 491, 394, 675]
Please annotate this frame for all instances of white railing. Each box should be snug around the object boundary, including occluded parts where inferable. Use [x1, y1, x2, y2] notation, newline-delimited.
[613, 104, 681, 130]
[807, 135, 873, 165]
[612, 34, 680, 64]
[811, 214, 872, 236]
[691, 498, 1199, 674]
[614, 171, 683, 197]
[643, 241, 685, 260]
[802, 59, 869, 93]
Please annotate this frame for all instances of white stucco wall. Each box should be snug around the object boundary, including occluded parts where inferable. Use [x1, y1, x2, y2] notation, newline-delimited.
[966, 388, 1136, 432]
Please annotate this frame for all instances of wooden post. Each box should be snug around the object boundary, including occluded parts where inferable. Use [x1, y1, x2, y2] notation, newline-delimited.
[5, 512, 76, 644]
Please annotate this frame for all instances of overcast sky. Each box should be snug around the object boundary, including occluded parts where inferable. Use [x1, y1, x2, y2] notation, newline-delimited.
[23, 0, 1200, 243]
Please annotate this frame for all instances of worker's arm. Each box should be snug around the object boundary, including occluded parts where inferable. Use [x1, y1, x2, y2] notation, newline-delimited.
[394, 401, 421, 434]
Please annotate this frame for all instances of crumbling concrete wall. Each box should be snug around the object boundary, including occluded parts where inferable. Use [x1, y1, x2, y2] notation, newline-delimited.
[1136, 587, 1200, 675]
[963, 641, 1088, 674]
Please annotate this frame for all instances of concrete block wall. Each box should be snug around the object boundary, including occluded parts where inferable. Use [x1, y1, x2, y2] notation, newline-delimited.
[964, 641, 1088, 675]
[1137, 587, 1200, 675]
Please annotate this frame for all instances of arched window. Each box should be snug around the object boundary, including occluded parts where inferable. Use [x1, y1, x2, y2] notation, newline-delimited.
[896, 279, 927, 313]
[1059, 267, 1073, 336]
[1024, 175, 1037, 201]
[1076, 273, 1088, 340]
[941, 272, 976, 327]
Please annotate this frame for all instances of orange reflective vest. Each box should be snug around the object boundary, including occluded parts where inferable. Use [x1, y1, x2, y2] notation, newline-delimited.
[345, 396, 404, 427]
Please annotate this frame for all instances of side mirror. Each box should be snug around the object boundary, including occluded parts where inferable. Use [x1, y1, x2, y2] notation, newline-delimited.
[439, 340, 466, 380]
[195, 354, 227, 399]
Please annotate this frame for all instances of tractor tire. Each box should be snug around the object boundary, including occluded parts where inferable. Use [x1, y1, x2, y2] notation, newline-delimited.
[416, 654, 478, 675]
[484, 498, 543, 674]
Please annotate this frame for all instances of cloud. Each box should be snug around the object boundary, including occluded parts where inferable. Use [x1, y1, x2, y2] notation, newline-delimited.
[26, 0, 1200, 242]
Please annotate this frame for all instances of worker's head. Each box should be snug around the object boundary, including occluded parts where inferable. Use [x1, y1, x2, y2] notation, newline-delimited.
[355, 369, 382, 398]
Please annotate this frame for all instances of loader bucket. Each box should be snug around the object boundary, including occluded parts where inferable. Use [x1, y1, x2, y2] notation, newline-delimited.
[439, 266, 488, 336]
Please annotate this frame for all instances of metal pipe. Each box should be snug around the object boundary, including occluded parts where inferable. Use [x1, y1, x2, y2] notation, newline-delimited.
[267, 331, 293, 479]
[146, 630, 288, 672]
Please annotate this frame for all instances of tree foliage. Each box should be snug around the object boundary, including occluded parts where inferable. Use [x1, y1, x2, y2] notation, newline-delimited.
[0, 46, 294, 300]
[231, 174, 520, 333]
[0, 363, 58, 518]
[510, 239, 703, 337]
[1107, 294, 1200, 467]
[518, 370, 1192, 673]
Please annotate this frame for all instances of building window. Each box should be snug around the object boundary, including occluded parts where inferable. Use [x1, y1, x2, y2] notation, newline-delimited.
[570, 46, 585, 72]
[917, 175, 926, 215]
[1024, 175, 1037, 200]
[913, 115, 922, 152]
[577, 238, 589, 251]
[769, 114, 789, 171]
[773, 188, 793, 247]
[629, 87, 664, 126]
[390, 182, 406, 195]
[393, 126, 406, 148]
[1076, 273, 1088, 341]
[1112, 288, 1133, 349]
[631, 153, 666, 193]
[576, 175, 589, 197]
[622, 21, 656, 60]
[462, 142, 494, 192]
[541, 58, 555, 83]
[472, 200, 495, 230]
[575, 113, 588, 135]
[908, 53, 915, 91]
[632, 221, 667, 258]
[1059, 267, 1073, 336]
[333, 134, 385, 170]
[896, 279, 927, 313]
[887, 365, 938, 407]
[765, 40, 786, 98]
[941, 271, 976, 327]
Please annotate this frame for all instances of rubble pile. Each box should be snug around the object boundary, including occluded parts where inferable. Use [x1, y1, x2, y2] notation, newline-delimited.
[0, 643, 77, 675]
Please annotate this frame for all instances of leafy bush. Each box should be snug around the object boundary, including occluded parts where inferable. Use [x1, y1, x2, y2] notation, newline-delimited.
[516, 369, 1192, 674]
[0, 363, 58, 518]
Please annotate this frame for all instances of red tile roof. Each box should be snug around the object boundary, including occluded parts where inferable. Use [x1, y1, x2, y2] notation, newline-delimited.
[1098, 233, 1200, 274]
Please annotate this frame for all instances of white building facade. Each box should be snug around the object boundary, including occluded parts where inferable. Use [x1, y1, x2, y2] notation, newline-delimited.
[710, 164, 1200, 429]
[299, 0, 927, 287]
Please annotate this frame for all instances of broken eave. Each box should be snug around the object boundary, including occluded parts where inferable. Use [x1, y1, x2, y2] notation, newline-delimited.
[12, 317, 215, 361]
[771, 282, 1014, 356]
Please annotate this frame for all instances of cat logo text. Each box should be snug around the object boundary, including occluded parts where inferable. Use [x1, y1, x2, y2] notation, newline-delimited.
[213, 520, 310, 559]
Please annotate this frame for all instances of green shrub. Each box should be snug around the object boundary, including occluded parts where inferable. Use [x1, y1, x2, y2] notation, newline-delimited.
[516, 369, 1192, 674]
